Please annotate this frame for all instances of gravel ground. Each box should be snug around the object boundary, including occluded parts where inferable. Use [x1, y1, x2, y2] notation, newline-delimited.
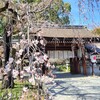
[48, 71, 100, 100]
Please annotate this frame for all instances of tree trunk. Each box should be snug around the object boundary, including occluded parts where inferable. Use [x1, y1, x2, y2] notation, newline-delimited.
[2, 24, 14, 89]
[4, 24, 12, 65]
[2, 69, 14, 89]
[0, 1, 17, 89]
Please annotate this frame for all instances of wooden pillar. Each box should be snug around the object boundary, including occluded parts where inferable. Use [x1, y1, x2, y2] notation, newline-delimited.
[70, 58, 74, 74]
[82, 55, 87, 75]
[76, 57, 80, 74]
[91, 63, 94, 76]
[70, 57, 80, 74]
[74, 48, 80, 74]
[70, 44, 80, 74]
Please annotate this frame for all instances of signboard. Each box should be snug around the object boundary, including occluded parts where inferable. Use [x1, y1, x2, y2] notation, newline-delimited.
[90, 55, 97, 63]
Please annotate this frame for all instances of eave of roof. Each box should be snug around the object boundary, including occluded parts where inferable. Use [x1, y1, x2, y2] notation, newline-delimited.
[42, 28, 98, 38]
[30, 27, 99, 38]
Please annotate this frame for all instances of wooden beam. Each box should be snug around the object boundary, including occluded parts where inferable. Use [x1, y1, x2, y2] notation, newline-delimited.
[46, 47, 72, 51]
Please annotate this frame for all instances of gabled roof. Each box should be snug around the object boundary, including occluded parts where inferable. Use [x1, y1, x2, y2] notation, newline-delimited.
[39, 28, 98, 38]
[30, 26, 99, 38]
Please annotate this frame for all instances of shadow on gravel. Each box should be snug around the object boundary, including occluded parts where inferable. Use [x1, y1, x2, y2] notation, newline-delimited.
[49, 70, 100, 100]
[49, 80, 100, 100]
[54, 72, 85, 79]
[76, 93, 100, 100]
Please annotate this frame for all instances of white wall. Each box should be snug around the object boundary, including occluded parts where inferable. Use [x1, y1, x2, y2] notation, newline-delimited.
[47, 50, 74, 59]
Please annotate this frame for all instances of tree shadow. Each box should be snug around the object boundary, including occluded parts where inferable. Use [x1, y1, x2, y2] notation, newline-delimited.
[54, 71, 85, 79]
[48, 74, 100, 100]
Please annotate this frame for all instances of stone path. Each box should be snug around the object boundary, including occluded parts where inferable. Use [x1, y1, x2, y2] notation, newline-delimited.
[48, 71, 100, 100]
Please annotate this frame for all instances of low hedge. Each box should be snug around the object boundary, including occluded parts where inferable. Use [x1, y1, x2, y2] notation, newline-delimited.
[58, 65, 67, 72]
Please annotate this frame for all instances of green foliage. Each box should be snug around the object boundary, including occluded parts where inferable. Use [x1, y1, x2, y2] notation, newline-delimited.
[0, 80, 36, 99]
[19, 0, 41, 3]
[58, 65, 67, 72]
[58, 64, 70, 72]
[27, 0, 40, 3]
[67, 65, 70, 72]
[0, 25, 3, 36]
[42, 0, 71, 25]
[92, 27, 100, 36]
[0, 81, 23, 99]
[0, 15, 8, 36]
[64, 3, 71, 12]
[0, 20, 4, 36]
[18, 0, 71, 25]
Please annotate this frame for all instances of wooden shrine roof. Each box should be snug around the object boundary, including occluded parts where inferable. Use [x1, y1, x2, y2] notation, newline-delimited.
[30, 27, 99, 38]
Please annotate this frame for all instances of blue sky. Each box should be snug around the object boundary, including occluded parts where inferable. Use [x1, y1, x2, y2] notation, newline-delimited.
[63, 0, 100, 29]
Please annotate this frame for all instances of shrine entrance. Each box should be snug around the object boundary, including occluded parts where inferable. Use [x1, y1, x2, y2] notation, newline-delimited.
[30, 27, 100, 75]
[45, 38, 83, 75]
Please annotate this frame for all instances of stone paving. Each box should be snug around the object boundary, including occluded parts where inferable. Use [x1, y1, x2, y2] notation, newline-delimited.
[48, 71, 100, 100]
